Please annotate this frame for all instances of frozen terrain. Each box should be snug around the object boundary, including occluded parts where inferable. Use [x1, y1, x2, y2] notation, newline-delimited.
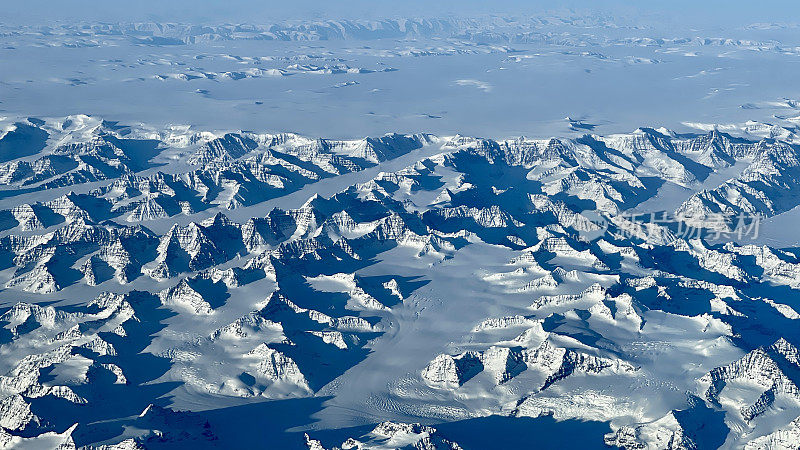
[3, 7, 800, 450]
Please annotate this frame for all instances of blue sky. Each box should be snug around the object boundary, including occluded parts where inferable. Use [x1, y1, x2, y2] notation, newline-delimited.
[4, 0, 800, 25]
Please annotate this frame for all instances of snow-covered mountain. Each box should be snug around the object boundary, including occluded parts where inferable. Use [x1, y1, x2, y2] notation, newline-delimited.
[2, 115, 800, 448]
